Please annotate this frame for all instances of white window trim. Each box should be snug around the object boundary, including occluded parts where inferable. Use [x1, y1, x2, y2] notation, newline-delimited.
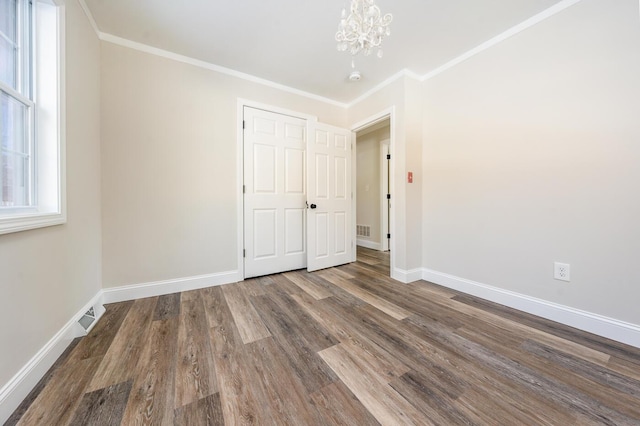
[0, 0, 66, 235]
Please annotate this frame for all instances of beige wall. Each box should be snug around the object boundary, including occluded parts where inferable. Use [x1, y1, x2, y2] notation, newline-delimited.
[349, 76, 423, 273]
[0, 0, 102, 387]
[404, 78, 424, 270]
[100, 43, 347, 288]
[356, 126, 389, 246]
[422, 0, 640, 324]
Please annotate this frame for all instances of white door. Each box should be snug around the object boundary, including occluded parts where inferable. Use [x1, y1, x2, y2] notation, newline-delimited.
[307, 122, 353, 272]
[243, 107, 307, 278]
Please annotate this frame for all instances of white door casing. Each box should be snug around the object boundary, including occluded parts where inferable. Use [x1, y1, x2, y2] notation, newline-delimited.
[380, 139, 390, 252]
[243, 107, 307, 278]
[307, 122, 353, 272]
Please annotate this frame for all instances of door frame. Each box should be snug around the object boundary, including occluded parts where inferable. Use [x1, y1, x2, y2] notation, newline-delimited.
[236, 99, 318, 280]
[236, 99, 393, 280]
[351, 107, 396, 273]
[380, 138, 390, 252]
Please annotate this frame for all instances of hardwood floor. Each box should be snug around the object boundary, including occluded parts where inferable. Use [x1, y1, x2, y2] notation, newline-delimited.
[7, 247, 640, 425]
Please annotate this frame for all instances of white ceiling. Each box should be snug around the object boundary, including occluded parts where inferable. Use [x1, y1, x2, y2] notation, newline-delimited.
[83, 0, 565, 104]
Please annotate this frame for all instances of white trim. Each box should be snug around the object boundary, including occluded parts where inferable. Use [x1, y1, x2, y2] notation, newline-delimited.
[101, 270, 241, 304]
[351, 107, 396, 281]
[351, 107, 394, 133]
[0, 291, 104, 424]
[356, 239, 381, 251]
[0, 212, 66, 235]
[0, 0, 67, 235]
[76, 0, 100, 38]
[238, 98, 318, 122]
[57, 1, 67, 234]
[392, 267, 423, 284]
[351, 132, 357, 263]
[422, 268, 640, 349]
[236, 101, 245, 282]
[99, 33, 347, 109]
[0, 267, 239, 423]
[420, 0, 583, 82]
[379, 139, 390, 252]
[75, 0, 580, 110]
[346, 69, 420, 108]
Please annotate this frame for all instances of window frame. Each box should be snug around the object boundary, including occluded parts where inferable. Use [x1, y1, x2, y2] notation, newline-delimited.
[1, 85, 36, 211]
[0, 0, 66, 235]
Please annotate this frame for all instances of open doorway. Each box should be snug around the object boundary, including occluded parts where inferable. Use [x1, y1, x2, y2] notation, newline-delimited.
[355, 118, 391, 276]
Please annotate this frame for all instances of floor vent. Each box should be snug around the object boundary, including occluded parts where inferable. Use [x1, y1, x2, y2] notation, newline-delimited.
[78, 307, 97, 332]
[356, 224, 371, 238]
[73, 303, 106, 337]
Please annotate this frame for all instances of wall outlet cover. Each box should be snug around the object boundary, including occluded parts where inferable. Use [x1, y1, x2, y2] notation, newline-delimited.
[554, 262, 571, 282]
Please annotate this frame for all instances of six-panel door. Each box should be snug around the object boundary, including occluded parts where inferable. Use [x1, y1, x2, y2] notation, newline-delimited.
[306, 122, 353, 272]
[243, 107, 307, 278]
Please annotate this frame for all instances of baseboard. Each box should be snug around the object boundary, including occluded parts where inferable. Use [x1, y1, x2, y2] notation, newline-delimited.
[0, 291, 105, 424]
[422, 268, 640, 349]
[101, 270, 242, 304]
[356, 239, 381, 250]
[392, 267, 423, 284]
[0, 270, 241, 423]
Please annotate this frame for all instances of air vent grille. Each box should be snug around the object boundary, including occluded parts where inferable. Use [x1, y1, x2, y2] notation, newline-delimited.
[78, 307, 96, 331]
[356, 224, 371, 238]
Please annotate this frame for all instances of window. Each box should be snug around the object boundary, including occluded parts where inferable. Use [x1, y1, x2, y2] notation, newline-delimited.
[0, 0, 64, 234]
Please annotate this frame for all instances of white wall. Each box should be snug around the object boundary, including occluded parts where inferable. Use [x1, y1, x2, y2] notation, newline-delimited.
[422, 0, 640, 325]
[356, 125, 389, 248]
[0, 0, 102, 392]
[100, 43, 347, 288]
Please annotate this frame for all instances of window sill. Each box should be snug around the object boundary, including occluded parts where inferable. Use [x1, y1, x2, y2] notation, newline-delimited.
[0, 211, 66, 235]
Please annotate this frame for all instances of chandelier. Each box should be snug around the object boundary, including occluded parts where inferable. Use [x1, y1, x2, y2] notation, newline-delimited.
[335, 0, 393, 59]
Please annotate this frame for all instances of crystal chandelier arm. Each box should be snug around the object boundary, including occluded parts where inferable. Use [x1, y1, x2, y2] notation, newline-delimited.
[335, 0, 392, 57]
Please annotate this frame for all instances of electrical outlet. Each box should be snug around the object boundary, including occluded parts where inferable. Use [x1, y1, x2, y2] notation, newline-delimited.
[554, 262, 571, 282]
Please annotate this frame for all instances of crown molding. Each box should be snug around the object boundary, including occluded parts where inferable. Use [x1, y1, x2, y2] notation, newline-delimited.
[80, 0, 583, 109]
[346, 69, 421, 109]
[420, 0, 583, 82]
[99, 33, 349, 109]
[76, 0, 100, 38]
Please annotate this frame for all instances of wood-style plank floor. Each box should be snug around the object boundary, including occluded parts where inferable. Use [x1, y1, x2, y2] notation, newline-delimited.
[7, 247, 640, 425]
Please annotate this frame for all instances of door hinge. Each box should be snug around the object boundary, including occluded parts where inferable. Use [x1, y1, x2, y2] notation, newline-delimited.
[243, 249, 246, 258]
[386, 194, 391, 200]
[386, 154, 391, 160]
[242, 120, 246, 129]
[243, 185, 246, 193]
[387, 233, 391, 239]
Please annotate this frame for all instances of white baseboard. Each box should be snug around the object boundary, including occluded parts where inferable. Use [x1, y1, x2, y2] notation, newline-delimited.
[392, 267, 423, 284]
[422, 268, 640, 349]
[0, 269, 240, 424]
[101, 270, 241, 304]
[356, 239, 381, 250]
[0, 291, 105, 424]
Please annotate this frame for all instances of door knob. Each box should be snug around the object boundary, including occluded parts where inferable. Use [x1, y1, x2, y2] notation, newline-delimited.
[310, 204, 317, 209]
